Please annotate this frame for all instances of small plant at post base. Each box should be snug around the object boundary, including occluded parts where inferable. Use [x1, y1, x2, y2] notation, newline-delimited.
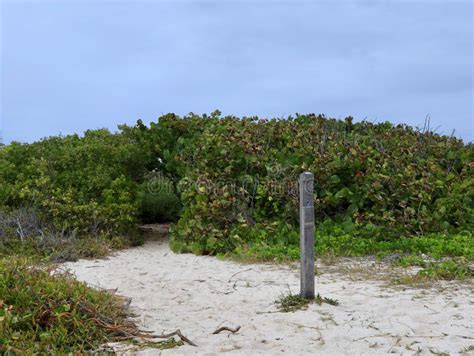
[315, 293, 339, 306]
[275, 293, 338, 312]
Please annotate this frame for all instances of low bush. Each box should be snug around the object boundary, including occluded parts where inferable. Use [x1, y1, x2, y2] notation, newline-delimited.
[415, 259, 473, 280]
[0, 130, 150, 236]
[393, 255, 473, 281]
[225, 223, 474, 262]
[137, 173, 181, 224]
[0, 208, 134, 262]
[0, 258, 136, 353]
[1, 113, 472, 261]
[0, 213, 163, 353]
[125, 112, 473, 256]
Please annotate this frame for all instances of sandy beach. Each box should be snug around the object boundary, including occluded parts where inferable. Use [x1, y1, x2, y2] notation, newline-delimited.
[64, 238, 473, 355]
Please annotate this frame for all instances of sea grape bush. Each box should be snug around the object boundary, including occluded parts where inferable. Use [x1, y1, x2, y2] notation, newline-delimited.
[0, 113, 472, 254]
[127, 112, 473, 254]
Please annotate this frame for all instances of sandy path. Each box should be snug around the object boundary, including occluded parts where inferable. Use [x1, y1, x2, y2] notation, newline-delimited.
[64, 239, 473, 355]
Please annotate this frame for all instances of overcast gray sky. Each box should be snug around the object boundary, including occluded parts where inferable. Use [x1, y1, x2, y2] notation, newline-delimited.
[1, 0, 473, 143]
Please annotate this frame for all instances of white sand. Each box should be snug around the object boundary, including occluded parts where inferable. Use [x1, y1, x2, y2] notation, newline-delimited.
[64, 239, 473, 355]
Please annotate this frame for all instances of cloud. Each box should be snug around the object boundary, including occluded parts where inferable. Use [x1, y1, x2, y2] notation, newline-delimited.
[1, 0, 472, 143]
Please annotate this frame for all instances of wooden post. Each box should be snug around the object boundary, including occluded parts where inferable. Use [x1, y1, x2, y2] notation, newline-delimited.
[299, 172, 315, 299]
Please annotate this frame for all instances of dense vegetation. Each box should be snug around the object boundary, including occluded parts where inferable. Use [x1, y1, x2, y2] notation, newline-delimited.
[1, 112, 473, 256]
[0, 130, 177, 352]
[0, 129, 146, 235]
[121, 112, 473, 255]
[0, 112, 472, 351]
[0, 256, 180, 353]
[1, 258, 127, 353]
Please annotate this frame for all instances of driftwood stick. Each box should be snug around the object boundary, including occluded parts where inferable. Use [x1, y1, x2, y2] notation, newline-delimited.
[150, 329, 198, 347]
[228, 268, 254, 283]
[212, 325, 241, 334]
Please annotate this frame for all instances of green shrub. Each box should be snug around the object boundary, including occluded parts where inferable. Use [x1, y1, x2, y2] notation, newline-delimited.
[125, 112, 473, 255]
[136, 175, 181, 223]
[0, 208, 142, 262]
[2, 113, 473, 258]
[393, 258, 473, 284]
[415, 259, 473, 280]
[0, 258, 139, 353]
[229, 223, 474, 262]
[0, 129, 152, 236]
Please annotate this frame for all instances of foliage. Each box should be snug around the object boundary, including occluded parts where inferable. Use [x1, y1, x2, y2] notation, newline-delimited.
[0, 129, 157, 236]
[275, 293, 339, 312]
[137, 173, 181, 224]
[228, 224, 473, 263]
[124, 112, 473, 255]
[393, 257, 473, 283]
[0, 257, 178, 353]
[0, 125, 186, 236]
[0, 208, 136, 262]
[1, 113, 473, 258]
[275, 293, 312, 312]
[0, 233, 129, 263]
[0, 210, 167, 353]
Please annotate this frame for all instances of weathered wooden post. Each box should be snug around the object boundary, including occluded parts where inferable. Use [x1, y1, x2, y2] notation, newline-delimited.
[299, 172, 315, 299]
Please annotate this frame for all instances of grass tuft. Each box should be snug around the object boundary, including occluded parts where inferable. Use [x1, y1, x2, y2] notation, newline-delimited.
[315, 293, 339, 306]
[275, 293, 339, 313]
[392, 258, 474, 285]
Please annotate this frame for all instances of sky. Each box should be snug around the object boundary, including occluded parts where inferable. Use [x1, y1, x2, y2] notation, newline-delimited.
[1, 0, 473, 144]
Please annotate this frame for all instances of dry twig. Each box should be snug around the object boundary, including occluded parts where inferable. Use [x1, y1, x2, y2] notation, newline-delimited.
[151, 330, 198, 347]
[212, 325, 241, 334]
[228, 268, 254, 283]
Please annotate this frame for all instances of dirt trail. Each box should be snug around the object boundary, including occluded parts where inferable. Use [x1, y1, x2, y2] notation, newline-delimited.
[64, 238, 473, 355]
